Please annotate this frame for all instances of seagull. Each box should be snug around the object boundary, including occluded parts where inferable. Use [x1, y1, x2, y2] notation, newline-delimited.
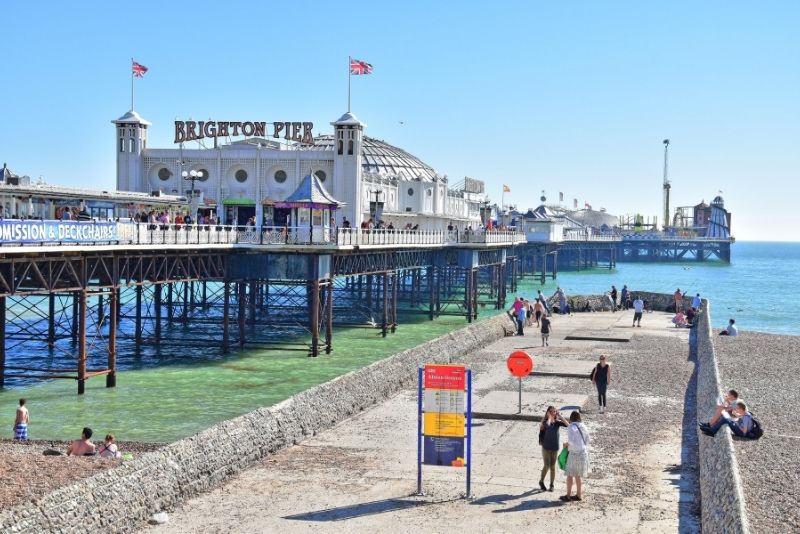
[367, 316, 378, 327]
[399, 121, 405, 125]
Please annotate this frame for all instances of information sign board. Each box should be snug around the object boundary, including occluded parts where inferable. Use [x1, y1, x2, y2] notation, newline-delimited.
[423, 389, 465, 413]
[423, 436, 465, 467]
[424, 364, 466, 390]
[424, 412, 466, 438]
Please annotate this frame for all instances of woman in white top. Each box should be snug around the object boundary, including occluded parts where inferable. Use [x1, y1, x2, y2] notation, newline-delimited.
[560, 411, 590, 502]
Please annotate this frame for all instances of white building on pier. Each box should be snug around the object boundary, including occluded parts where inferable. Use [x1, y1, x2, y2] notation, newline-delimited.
[114, 110, 490, 228]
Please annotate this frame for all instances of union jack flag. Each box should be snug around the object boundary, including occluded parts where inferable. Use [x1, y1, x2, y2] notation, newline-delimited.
[132, 61, 148, 77]
[350, 58, 373, 75]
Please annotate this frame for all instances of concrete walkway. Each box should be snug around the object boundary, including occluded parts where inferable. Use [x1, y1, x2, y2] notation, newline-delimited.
[145, 310, 701, 533]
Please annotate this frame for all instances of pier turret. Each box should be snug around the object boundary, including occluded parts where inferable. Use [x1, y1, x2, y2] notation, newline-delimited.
[113, 110, 151, 192]
[331, 111, 364, 225]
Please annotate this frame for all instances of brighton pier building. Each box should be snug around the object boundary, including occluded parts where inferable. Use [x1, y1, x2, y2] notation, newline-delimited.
[114, 109, 490, 228]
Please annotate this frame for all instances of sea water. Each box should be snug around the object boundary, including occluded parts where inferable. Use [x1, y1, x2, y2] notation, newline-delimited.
[0, 241, 795, 442]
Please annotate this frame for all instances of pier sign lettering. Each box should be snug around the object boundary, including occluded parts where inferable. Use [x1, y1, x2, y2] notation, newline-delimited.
[174, 120, 315, 145]
[0, 220, 118, 244]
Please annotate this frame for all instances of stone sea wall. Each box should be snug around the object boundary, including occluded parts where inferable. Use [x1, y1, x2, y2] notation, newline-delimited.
[0, 314, 509, 533]
[694, 300, 751, 534]
[548, 290, 690, 313]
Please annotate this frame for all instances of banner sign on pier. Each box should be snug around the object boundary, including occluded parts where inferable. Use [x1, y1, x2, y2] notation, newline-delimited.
[0, 220, 118, 245]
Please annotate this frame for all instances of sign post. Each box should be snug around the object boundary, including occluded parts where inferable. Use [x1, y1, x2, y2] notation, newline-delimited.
[506, 351, 534, 414]
[417, 363, 471, 498]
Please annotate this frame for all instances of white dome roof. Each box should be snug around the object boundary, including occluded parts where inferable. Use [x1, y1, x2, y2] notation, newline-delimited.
[112, 110, 152, 126]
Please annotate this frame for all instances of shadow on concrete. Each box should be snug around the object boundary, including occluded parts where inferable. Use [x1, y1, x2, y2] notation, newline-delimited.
[469, 488, 539, 506]
[675, 325, 702, 532]
[283, 498, 438, 522]
[491, 499, 564, 513]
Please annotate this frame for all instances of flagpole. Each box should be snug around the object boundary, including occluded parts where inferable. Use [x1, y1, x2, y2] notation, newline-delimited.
[130, 58, 134, 111]
[347, 56, 351, 112]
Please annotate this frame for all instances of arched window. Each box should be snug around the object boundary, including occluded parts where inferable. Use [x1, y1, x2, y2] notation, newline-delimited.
[347, 140, 354, 155]
[337, 140, 343, 155]
[128, 138, 135, 152]
[119, 139, 125, 153]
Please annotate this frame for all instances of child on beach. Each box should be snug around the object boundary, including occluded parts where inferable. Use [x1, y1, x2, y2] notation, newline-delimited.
[13, 399, 29, 440]
[97, 434, 122, 459]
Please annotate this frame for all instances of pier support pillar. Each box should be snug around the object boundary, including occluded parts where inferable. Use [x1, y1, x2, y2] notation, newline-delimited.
[248, 280, 257, 324]
[325, 278, 333, 354]
[391, 271, 398, 333]
[135, 285, 142, 345]
[465, 268, 473, 323]
[222, 282, 230, 353]
[427, 267, 435, 320]
[97, 294, 104, 327]
[182, 282, 189, 324]
[47, 293, 56, 348]
[309, 278, 320, 357]
[71, 293, 79, 342]
[238, 283, 246, 348]
[77, 290, 87, 395]
[154, 283, 162, 345]
[0, 297, 5, 388]
[167, 283, 174, 322]
[107, 287, 117, 388]
[381, 272, 389, 337]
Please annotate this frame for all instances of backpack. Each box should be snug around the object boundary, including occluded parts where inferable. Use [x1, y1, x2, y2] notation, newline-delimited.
[747, 415, 763, 439]
[589, 365, 597, 381]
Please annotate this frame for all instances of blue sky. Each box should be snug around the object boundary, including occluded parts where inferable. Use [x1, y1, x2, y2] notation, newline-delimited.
[2, 1, 798, 240]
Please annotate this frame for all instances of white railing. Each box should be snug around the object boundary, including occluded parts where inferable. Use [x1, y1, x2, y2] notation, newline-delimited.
[563, 230, 622, 242]
[0, 220, 525, 248]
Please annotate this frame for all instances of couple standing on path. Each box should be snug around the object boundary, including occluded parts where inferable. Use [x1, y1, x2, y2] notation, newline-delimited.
[539, 408, 591, 502]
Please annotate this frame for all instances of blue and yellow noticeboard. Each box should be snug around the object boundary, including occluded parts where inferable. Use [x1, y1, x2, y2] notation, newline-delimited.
[420, 364, 468, 468]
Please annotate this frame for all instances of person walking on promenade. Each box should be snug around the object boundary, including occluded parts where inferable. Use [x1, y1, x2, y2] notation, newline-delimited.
[560, 411, 590, 502]
[632, 295, 644, 327]
[533, 299, 544, 327]
[610, 285, 618, 311]
[541, 315, 552, 346]
[692, 293, 702, 310]
[509, 297, 525, 336]
[525, 299, 533, 327]
[620, 285, 630, 310]
[539, 406, 568, 492]
[13, 399, 29, 440]
[537, 290, 551, 316]
[591, 355, 612, 413]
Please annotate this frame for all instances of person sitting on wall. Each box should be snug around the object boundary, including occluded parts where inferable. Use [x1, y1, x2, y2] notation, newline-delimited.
[700, 401, 753, 438]
[699, 389, 740, 429]
[66, 427, 96, 456]
[719, 319, 738, 336]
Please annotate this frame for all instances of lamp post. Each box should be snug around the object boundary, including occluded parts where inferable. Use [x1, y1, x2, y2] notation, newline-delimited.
[182, 169, 203, 219]
[369, 189, 383, 222]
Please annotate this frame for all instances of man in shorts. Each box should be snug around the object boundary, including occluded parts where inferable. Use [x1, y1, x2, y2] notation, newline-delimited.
[13, 399, 29, 440]
[632, 295, 644, 327]
[541, 315, 552, 346]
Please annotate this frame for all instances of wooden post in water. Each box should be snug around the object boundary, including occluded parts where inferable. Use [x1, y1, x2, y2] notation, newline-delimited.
[309, 278, 320, 357]
[47, 293, 56, 348]
[391, 271, 398, 333]
[222, 282, 230, 353]
[107, 288, 117, 388]
[71, 293, 79, 341]
[0, 296, 5, 388]
[381, 272, 389, 337]
[154, 283, 162, 345]
[465, 267, 473, 323]
[77, 290, 87, 395]
[167, 283, 174, 322]
[182, 282, 189, 324]
[238, 282, 246, 347]
[427, 266, 435, 320]
[325, 278, 333, 354]
[135, 285, 142, 344]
